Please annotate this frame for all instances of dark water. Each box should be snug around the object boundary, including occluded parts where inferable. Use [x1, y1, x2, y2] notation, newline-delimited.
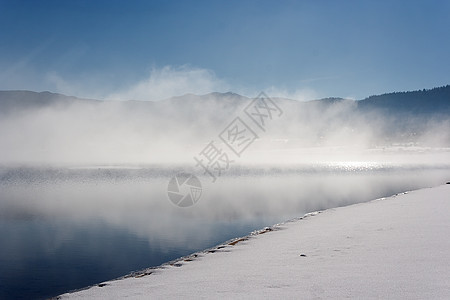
[0, 163, 449, 299]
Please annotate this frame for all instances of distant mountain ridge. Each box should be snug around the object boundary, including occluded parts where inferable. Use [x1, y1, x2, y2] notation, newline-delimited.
[1, 85, 449, 116]
[1, 86, 449, 142]
[358, 85, 450, 116]
[0, 90, 100, 114]
[0, 85, 449, 164]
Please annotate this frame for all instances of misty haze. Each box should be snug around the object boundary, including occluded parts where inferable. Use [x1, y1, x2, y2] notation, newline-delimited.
[1, 87, 449, 299]
[1, 1, 450, 300]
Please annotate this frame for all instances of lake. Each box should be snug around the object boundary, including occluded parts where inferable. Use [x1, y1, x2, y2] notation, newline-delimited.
[1, 163, 449, 299]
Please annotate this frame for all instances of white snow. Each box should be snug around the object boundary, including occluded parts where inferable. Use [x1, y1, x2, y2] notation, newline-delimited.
[61, 184, 450, 299]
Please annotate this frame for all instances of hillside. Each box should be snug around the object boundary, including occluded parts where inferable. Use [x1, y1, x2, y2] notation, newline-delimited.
[0, 86, 449, 164]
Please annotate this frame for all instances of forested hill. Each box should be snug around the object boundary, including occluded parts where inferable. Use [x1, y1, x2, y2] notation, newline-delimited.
[357, 85, 450, 116]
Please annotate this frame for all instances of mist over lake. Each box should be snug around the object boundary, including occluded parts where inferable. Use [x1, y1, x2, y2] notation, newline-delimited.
[1, 159, 450, 299]
[1, 1, 450, 298]
[1, 88, 450, 299]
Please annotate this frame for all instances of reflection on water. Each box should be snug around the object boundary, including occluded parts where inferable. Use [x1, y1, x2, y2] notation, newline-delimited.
[0, 163, 449, 299]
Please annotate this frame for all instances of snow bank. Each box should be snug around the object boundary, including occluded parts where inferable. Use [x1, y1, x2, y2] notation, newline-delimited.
[60, 184, 450, 299]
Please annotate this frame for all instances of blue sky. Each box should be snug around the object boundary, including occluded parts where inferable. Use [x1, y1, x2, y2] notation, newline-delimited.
[1, 0, 449, 100]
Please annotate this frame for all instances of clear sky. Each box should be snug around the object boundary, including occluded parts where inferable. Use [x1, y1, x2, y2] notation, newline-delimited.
[1, 0, 449, 100]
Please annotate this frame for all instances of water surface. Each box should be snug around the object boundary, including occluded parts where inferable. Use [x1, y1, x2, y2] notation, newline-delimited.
[0, 163, 449, 299]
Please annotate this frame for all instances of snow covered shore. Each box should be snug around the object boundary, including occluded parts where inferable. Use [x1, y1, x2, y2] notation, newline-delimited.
[60, 184, 450, 299]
